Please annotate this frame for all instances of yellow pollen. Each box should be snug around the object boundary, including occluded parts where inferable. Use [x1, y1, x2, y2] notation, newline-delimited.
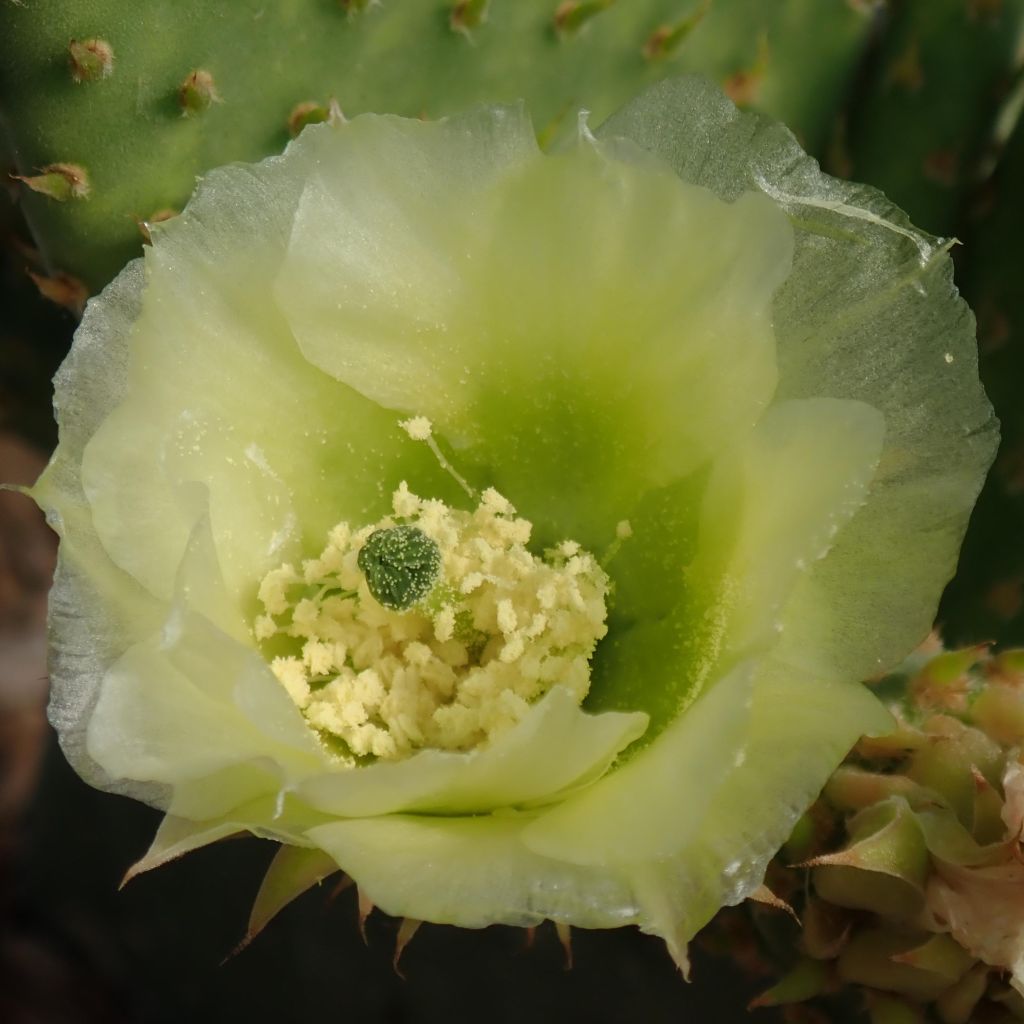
[255, 484, 609, 763]
[400, 415, 433, 441]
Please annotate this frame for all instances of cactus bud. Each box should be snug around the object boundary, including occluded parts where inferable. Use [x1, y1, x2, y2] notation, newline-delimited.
[934, 963, 991, 1024]
[969, 683, 1024, 746]
[749, 958, 833, 1009]
[865, 992, 927, 1024]
[800, 897, 851, 961]
[741, 644, 1024, 1020]
[839, 929, 974, 1002]
[809, 798, 930, 920]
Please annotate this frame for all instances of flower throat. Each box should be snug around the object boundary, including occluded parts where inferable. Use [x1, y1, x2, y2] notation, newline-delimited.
[253, 419, 611, 765]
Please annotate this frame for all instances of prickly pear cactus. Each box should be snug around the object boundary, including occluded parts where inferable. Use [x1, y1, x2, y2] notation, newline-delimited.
[7, 2, 1024, 1018]
[836, 0, 1024, 237]
[740, 641, 1024, 1023]
[941, 110, 1024, 649]
[0, 0, 876, 289]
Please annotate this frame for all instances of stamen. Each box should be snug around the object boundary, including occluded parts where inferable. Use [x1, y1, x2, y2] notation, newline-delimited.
[600, 519, 634, 567]
[399, 416, 476, 499]
[254, 484, 609, 764]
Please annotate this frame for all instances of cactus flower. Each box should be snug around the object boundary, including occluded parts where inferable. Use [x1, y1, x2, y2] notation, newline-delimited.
[33, 78, 996, 966]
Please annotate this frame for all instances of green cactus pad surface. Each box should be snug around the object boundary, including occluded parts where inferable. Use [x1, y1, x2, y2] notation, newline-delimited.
[942, 112, 1024, 649]
[840, 0, 1024, 237]
[0, 0, 874, 289]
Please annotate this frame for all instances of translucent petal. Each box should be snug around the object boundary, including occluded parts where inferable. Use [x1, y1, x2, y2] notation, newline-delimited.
[447, 154, 791, 549]
[125, 814, 245, 883]
[306, 669, 888, 946]
[598, 76, 998, 681]
[78, 125, 460, 609]
[601, 668, 892, 946]
[166, 763, 287, 822]
[691, 397, 885, 664]
[275, 107, 541, 415]
[277, 116, 791, 551]
[173, 508, 248, 645]
[35, 83, 994, 959]
[307, 814, 640, 931]
[246, 846, 341, 945]
[296, 686, 648, 817]
[522, 664, 754, 863]
[586, 397, 884, 734]
[86, 609, 323, 789]
[126, 801, 320, 882]
[32, 262, 168, 805]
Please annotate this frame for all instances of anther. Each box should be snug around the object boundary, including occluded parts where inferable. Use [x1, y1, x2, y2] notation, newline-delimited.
[399, 416, 476, 499]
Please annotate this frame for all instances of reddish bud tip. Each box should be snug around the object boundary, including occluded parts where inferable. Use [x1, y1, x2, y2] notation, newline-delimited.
[27, 270, 89, 316]
[179, 69, 220, 116]
[136, 208, 178, 244]
[14, 163, 91, 202]
[642, 2, 709, 60]
[68, 38, 114, 83]
[392, 918, 421, 977]
[356, 887, 374, 943]
[554, 920, 573, 969]
[554, 0, 615, 37]
[287, 101, 330, 138]
[450, 0, 489, 34]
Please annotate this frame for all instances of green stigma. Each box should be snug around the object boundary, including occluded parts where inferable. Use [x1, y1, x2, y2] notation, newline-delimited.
[357, 524, 442, 611]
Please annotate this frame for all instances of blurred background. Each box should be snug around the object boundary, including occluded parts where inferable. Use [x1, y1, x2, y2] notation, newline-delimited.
[2, 1, 1023, 1020]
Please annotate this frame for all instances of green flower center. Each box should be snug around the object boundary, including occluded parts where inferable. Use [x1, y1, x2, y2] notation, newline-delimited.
[253, 483, 610, 764]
